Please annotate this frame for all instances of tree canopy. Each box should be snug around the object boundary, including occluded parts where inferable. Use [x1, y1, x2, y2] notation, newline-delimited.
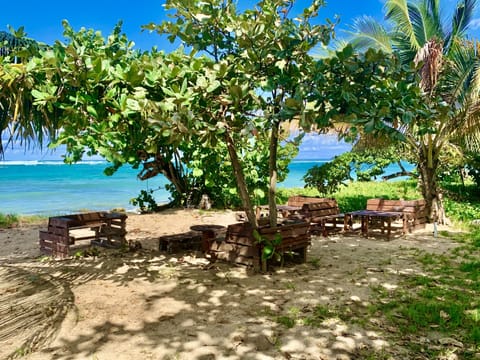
[0, 0, 442, 226]
[347, 0, 480, 222]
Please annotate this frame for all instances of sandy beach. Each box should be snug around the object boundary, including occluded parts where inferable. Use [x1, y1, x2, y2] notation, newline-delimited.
[0, 208, 460, 359]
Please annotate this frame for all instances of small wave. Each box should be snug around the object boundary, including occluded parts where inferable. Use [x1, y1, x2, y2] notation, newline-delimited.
[0, 160, 107, 166]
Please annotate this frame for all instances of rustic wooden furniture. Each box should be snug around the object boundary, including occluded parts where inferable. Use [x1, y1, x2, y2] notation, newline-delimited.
[158, 231, 203, 253]
[285, 195, 333, 207]
[255, 195, 334, 220]
[39, 211, 127, 258]
[190, 224, 227, 259]
[212, 221, 311, 271]
[289, 198, 345, 236]
[344, 198, 427, 239]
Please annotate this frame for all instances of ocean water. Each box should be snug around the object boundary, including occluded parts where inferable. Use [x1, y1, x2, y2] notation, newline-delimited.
[0, 159, 411, 216]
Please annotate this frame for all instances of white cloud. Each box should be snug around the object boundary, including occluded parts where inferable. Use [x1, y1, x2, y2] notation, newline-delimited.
[470, 18, 480, 30]
[297, 133, 351, 160]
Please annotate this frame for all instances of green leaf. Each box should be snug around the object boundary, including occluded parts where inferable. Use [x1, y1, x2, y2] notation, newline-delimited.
[87, 105, 98, 118]
[262, 244, 274, 260]
[192, 168, 203, 177]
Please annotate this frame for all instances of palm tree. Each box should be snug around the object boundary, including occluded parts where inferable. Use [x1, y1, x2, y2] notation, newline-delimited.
[347, 0, 480, 223]
[0, 29, 51, 158]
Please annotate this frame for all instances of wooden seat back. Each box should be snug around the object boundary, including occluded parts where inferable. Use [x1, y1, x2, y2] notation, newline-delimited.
[40, 211, 127, 258]
[287, 196, 332, 208]
[299, 199, 341, 219]
[366, 199, 425, 213]
[366, 198, 427, 232]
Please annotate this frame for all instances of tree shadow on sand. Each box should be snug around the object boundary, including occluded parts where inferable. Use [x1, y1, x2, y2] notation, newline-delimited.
[1, 229, 460, 359]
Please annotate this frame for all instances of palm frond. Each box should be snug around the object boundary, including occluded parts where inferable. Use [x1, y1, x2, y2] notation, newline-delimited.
[311, 39, 350, 59]
[424, 0, 445, 38]
[345, 16, 393, 53]
[408, 2, 428, 46]
[441, 40, 478, 106]
[385, 0, 421, 50]
[445, 0, 479, 50]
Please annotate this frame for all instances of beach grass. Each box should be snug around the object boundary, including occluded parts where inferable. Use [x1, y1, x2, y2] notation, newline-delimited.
[0, 213, 48, 228]
[0, 213, 19, 228]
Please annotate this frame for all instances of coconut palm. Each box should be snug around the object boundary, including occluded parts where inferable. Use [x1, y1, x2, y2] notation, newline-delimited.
[347, 0, 480, 223]
[0, 29, 51, 158]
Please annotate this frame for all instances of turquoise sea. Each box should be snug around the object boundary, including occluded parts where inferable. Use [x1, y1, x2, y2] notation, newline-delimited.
[0, 160, 411, 216]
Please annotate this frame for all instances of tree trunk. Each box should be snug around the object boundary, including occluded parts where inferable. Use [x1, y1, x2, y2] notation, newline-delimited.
[138, 151, 188, 204]
[268, 122, 280, 227]
[417, 152, 447, 224]
[224, 131, 258, 228]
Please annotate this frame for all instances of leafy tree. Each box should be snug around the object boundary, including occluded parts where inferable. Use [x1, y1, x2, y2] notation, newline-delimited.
[304, 146, 416, 195]
[303, 152, 353, 195]
[346, 0, 480, 222]
[2, 21, 296, 209]
[146, 0, 334, 227]
[0, 27, 52, 157]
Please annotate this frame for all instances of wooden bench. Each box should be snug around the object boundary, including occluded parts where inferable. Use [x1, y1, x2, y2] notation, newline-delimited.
[39, 211, 127, 258]
[255, 196, 333, 220]
[212, 221, 311, 271]
[345, 199, 426, 239]
[286, 195, 333, 207]
[289, 198, 344, 236]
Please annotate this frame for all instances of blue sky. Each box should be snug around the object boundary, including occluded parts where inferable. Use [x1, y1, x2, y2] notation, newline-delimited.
[2, 0, 480, 161]
[2, 0, 389, 51]
[4, 0, 479, 50]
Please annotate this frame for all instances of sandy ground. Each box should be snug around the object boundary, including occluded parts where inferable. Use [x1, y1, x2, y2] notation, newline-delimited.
[0, 209, 462, 360]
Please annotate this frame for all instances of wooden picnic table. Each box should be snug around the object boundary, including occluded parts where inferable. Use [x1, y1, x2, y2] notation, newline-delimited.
[344, 209, 403, 240]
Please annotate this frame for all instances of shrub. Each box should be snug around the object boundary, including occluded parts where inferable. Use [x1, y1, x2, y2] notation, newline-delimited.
[0, 213, 19, 228]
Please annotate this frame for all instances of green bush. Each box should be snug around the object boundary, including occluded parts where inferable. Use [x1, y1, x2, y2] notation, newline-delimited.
[130, 189, 159, 213]
[0, 213, 19, 228]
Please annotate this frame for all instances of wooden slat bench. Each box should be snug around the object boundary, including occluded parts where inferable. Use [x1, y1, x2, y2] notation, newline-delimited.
[255, 196, 334, 220]
[345, 198, 426, 239]
[39, 211, 127, 258]
[290, 198, 345, 236]
[212, 221, 311, 271]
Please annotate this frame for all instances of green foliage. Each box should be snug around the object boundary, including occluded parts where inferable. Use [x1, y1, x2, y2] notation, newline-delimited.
[2, 0, 430, 228]
[465, 151, 480, 187]
[311, 46, 426, 141]
[347, 0, 480, 222]
[304, 147, 416, 196]
[372, 242, 480, 353]
[187, 132, 299, 209]
[130, 189, 159, 213]
[276, 315, 296, 329]
[443, 198, 480, 223]
[332, 179, 421, 212]
[303, 153, 353, 195]
[253, 230, 283, 262]
[144, 0, 339, 225]
[0, 213, 18, 228]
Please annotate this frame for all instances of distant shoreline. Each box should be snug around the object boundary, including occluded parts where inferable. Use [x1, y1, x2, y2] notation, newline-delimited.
[0, 158, 333, 166]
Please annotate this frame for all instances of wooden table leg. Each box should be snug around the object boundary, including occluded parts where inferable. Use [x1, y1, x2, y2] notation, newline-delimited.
[387, 218, 392, 240]
[361, 216, 368, 237]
